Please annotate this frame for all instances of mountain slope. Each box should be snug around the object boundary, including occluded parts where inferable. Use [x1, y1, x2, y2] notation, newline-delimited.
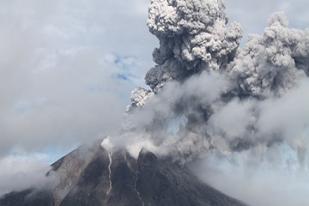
[0, 143, 247, 206]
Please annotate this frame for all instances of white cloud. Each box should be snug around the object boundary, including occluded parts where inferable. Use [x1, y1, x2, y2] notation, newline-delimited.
[0, 153, 51, 195]
[0, 0, 155, 155]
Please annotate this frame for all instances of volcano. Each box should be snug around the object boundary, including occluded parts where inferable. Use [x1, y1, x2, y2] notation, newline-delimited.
[0, 141, 247, 206]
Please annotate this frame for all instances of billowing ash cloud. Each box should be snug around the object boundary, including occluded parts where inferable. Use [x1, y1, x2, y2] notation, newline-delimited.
[145, 0, 242, 92]
[230, 12, 309, 97]
[115, 0, 309, 166]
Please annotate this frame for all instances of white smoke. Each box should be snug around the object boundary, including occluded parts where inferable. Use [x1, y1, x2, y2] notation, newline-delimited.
[191, 148, 309, 206]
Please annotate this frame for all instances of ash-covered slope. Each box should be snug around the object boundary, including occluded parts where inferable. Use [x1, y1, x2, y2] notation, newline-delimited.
[0, 143, 247, 206]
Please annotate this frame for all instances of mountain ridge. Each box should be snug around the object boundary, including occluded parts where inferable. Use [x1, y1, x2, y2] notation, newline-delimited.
[0, 142, 247, 206]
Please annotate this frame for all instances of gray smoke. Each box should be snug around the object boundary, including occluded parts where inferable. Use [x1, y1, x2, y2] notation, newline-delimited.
[145, 0, 242, 92]
[102, 2, 309, 205]
[116, 0, 309, 165]
[229, 12, 309, 97]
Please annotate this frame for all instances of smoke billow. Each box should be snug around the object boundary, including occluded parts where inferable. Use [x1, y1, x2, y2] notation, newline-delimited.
[230, 12, 309, 97]
[145, 0, 242, 92]
[103, 0, 309, 204]
[111, 0, 309, 161]
[100, 3, 309, 205]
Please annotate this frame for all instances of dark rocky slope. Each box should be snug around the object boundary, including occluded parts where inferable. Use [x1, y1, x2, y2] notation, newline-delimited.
[0, 143, 247, 206]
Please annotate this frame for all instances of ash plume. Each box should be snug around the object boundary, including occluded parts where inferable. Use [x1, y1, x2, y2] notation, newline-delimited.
[145, 0, 242, 92]
[106, 0, 309, 167]
[229, 12, 309, 97]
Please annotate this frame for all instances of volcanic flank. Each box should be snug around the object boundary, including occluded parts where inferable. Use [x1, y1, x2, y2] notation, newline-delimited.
[2, 0, 309, 205]
[0, 142, 246, 206]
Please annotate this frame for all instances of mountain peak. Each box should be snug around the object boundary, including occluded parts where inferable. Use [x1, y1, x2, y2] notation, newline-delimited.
[0, 142, 247, 206]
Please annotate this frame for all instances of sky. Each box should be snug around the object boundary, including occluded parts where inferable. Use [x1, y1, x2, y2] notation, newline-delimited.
[0, 0, 309, 198]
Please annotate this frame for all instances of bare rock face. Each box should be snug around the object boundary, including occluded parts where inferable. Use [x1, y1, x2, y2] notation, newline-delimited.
[0, 143, 247, 206]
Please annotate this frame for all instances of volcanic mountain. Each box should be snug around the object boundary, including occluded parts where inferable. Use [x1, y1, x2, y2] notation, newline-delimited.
[0, 141, 247, 206]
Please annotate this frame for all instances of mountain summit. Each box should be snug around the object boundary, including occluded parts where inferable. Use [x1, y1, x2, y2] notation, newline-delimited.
[0, 142, 246, 206]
